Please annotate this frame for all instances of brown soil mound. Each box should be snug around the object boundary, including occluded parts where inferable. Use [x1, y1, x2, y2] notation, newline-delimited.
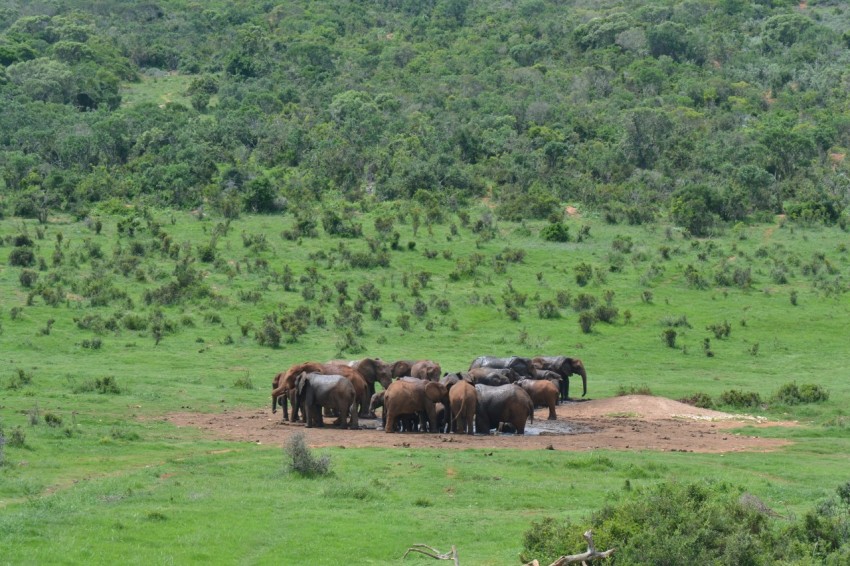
[165, 395, 793, 453]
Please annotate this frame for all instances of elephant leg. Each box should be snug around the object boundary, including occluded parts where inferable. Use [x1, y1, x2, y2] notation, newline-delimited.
[548, 401, 557, 420]
[385, 411, 397, 433]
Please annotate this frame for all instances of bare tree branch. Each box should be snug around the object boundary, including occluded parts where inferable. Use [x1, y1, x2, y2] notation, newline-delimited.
[524, 530, 615, 566]
[403, 544, 459, 566]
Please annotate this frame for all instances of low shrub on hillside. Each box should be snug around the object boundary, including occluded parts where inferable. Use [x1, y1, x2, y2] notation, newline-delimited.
[679, 392, 714, 409]
[616, 384, 652, 396]
[719, 389, 761, 408]
[770, 382, 829, 406]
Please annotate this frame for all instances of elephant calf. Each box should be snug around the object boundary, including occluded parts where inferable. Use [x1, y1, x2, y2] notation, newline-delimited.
[516, 379, 559, 420]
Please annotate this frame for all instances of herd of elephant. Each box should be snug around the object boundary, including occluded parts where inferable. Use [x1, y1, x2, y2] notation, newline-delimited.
[270, 355, 587, 435]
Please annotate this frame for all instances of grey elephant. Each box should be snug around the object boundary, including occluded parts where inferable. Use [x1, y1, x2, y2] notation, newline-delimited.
[469, 356, 534, 378]
[532, 356, 588, 401]
[293, 373, 359, 429]
[474, 383, 534, 434]
[383, 377, 448, 433]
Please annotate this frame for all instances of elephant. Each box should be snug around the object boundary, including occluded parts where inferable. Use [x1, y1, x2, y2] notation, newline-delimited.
[532, 356, 588, 401]
[383, 377, 449, 433]
[474, 384, 534, 434]
[469, 356, 534, 378]
[347, 357, 394, 397]
[410, 360, 442, 381]
[516, 379, 559, 420]
[272, 362, 370, 421]
[292, 373, 359, 429]
[387, 359, 415, 378]
[448, 379, 476, 434]
[369, 391, 418, 431]
[467, 367, 520, 386]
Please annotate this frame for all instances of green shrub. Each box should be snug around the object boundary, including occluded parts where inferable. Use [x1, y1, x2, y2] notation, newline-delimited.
[578, 312, 594, 334]
[537, 300, 560, 319]
[706, 320, 731, 339]
[44, 412, 63, 427]
[9, 246, 36, 267]
[540, 221, 570, 242]
[232, 375, 254, 390]
[662, 328, 677, 348]
[771, 382, 829, 405]
[284, 432, 331, 477]
[680, 392, 714, 409]
[574, 262, 593, 286]
[719, 389, 761, 408]
[616, 384, 653, 396]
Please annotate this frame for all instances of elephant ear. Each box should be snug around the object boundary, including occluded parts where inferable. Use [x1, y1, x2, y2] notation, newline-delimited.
[297, 372, 308, 396]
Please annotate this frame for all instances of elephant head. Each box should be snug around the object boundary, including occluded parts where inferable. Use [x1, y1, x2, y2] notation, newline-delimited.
[353, 358, 394, 391]
[562, 357, 587, 397]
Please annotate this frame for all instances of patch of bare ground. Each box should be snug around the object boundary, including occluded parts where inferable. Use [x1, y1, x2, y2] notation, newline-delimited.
[165, 395, 794, 453]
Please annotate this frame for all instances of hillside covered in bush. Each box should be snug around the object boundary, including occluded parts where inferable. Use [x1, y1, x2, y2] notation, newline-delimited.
[2, 0, 850, 231]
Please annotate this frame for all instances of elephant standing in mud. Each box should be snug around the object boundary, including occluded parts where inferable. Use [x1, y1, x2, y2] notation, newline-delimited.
[292, 373, 359, 429]
[469, 356, 534, 378]
[272, 362, 370, 421]
[448, 378, 476, 435]
[516, 379, 559, 420]
[369, 390, 419, 431]
[383, 377, 449, 433]
[532, 356, 587, 401]
[474, 383, 534, 434]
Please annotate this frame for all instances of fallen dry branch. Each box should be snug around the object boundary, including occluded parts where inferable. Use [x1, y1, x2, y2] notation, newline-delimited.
[524, 530, 615, 566]
[403, 544, 460, 566]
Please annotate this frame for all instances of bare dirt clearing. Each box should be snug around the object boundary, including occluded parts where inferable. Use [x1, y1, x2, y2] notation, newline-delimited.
[166, 395, 794, 453]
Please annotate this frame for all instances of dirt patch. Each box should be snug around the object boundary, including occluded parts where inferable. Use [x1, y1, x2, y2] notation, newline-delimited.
[165, 396, 793, 453]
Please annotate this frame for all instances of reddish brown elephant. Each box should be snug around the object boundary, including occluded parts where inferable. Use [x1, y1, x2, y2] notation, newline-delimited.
[410, 360, 442, 381]
[448, 379, 477, 434]
[383, 377, 448, 433]
[347, 358, 394, 396]
[272, 362, 369, 421]
[516, 379, 559, 420]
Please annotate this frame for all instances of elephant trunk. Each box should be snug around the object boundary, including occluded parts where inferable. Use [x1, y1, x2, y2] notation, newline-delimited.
[579, 369, 587, 397]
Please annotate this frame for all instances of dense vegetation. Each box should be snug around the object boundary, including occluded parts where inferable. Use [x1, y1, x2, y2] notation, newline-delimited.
[2, 0, 850, 231]
[4, 1, 850, 563]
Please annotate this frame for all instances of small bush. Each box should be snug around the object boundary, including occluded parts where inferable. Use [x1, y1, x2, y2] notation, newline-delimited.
[19, 269, 38, 288]
[680, 392, 714, 409]
[537, 300, 560, 319]
[616, 384, 653, 396]
[8, 426, 26, 448]
[44, 412, 63, 428]
[662, 328, 677, 348]
[540, 222, 570, 242]
[771, 382, 829, 405]
[81, 338, 102, 350]
[233, 375, 254, 390]
[578, 312, 595, 334]
[9, 246, 36, 267]
[719, 389, 761, 408]
[574, 262, 593, 286]
[284, 432, 331, 477]
[706, 320, 731, 339]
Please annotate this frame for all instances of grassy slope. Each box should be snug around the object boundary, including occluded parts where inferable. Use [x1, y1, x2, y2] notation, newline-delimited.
[1, 207, 850, 563]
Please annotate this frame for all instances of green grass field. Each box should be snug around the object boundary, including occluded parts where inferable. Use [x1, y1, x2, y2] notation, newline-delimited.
[2, 205, 849, 563]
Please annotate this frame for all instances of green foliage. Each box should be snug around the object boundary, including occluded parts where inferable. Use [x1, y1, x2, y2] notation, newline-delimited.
[524, 480, 850, 565]
[616, 384, 652, 396]
[771, 382, 829, 406]
[284, 432, 331, 477]
[540, 221, 570, 242]
[679, 392, 715, 409]
[719, 389, 762, 409]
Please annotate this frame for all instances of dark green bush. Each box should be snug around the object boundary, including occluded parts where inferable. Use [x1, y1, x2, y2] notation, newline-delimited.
[540, 221, 570, 242]
[719, 389, 761, 408]
[680, 392, 714, 409]
[9, 246, 36, 267]
[771, 382, 829, 406]
[537, 300, 560, 319]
